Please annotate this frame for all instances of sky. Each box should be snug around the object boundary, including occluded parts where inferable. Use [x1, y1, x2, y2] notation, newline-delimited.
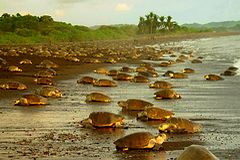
[0, 0, 240, 26]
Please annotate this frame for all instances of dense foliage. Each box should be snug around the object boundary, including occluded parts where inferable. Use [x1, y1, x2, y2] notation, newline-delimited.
[137, 12, 181, 34]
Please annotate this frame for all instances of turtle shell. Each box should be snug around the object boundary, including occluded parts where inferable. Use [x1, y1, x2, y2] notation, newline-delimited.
[34, 78, 54, 85]
[159, 117, 201, 133]
[177, 145, 219, 160]
[191, 59, 202, 63]
[182, 68, 195, 74]
[113, 73, 133, 81]
[93, 79, 117, 87]
[36, 86, 62, 98]
[34, 69, 56, 78]
[142, 107, 174, 120]
[149, 81, 173, 89]
[220, 70, 236, 76]
[118, 99, 153, 111]
[154, 89, 181, 99]
[114, 132, 155, 149]
[77, 76, 97, 84]
[159, 62, 171, 67]
[120, 66, 135, 73]
[170, 72, 188, 79]
[15, 94, 48, 106]
[89, 112, 124, 127]
[19, 59, 32, 65]
[107, 70, 119, 76]
[94, 68, 108, 74]
[86, 92, 111, 103]
[132, 75, 149, 83]
[162, 71, 174, 77]
[204, 74, 223, 81]
[36, 60, 59, 69]
[7, 66, 22, 72]
[0, 81, 27, 90]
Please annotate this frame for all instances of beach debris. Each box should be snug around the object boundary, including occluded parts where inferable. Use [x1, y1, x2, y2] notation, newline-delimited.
[15, 94, 48, 106]
[154, 89, 181, 100]
[137, 107, 174, 121]
[118, 99, 153, 111]
[0, 81, 27, 90]
[177, 145, 219, 160]
[85, 92, 111, 103]
[80, 112, 124, 128]
[159, 117, 201, 133]
[114, 132, 166, 151]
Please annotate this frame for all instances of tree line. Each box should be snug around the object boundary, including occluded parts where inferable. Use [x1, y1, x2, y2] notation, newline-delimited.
[137, 12, 181, 34]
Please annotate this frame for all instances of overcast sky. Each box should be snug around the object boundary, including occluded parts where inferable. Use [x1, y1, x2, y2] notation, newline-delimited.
[0, 0, 240, 26]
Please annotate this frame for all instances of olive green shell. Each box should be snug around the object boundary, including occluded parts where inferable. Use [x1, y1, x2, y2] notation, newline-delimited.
[77, 76, 97, 84]
[118, 99, 153, 111]
[143, 107, 174, 120]
[93, 79, 117, 87]
[154, 89, 181, 99]
[114, 132, 154, 149]
[177, 145, 219, 160]
[89, 112, 124, 127]
[86, 92, 111, 103]
[149, 81, 173, 89]
[160, 117, 201, 133]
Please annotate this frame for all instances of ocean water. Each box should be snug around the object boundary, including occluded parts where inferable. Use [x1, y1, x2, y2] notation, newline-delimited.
[1, 35, 240, 160]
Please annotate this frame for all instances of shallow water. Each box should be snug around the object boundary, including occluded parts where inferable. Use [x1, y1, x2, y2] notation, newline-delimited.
[1, 35, 240, 159]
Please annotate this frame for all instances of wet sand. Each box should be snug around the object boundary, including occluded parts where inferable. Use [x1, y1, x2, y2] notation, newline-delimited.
[1, 32, 240, 160]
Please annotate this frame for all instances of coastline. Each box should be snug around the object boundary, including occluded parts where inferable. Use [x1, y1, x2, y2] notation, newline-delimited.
[0, 32, 240, 159]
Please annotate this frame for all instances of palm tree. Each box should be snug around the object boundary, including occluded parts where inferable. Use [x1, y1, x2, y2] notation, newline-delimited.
[137, 16, 146, 34]
[159, 16, 165, 31]
[166, 16, 173, 31]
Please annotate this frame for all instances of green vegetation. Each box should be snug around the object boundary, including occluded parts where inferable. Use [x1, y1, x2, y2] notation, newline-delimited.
[182, 21, 240, 32]
[0, 12, 238, 44]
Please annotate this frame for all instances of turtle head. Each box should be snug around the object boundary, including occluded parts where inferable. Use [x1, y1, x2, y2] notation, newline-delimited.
[175, 94, 182, 99]
[169, 73, 174, 78]
[159, 123, 177, 133]
[117, 101, 127, 108]
[149, 83, 155, 88]
[15, 98, 28, 106]
[155, 133, 167, 144]
[137, 111, 148, 121]
[80, 118, 93, 128]
[204, 75, 209, 80]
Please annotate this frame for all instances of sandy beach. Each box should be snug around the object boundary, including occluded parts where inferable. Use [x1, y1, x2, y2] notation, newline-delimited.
[1, 32, 240, 160]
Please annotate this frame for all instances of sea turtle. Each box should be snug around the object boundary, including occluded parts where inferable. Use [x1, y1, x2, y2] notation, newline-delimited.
[191, 59, 202, 63]
[15, 94, 48, 106]
[154, 89, 181, 100]
[169, 72, 188, 79]
[182, 68, 195, 74]
[137, 107, 174, 121]
[36, 60, 59, 69]
[136, 66, 148, 73]
[220, 70, 236, 76]
[105, 58, 117, 64]
[175, 58, 185, 63]
[114, 132, 167, 151]
[0, 81, 27, 90]
[204, 74, 223, 81]
[6, 65, 22, 72]
[118, 99, 153, 111]
[77, 76, 97, 84]
[19, 59, 32, 65]
[86, 92, 111, 103]
[113, 73, 133, 81]
[34, 78, 54, 85]
[227, 66, 238, 71]
[120, 66, 135, 73]
[149, 81, 173, 89]
[93, 79, 117, 87]
[131, 75, 149, 83]
[159, 62, 171, 67]
[34, 69, 57, 78]
[93, 68, 109, 74]
[138, 70, 159, 77]
[177, 145, 219, 160]
[107, 69, 119, 76]
[80, 112, 124, 128]
[36, 86, 62, 98]
[158, 117, 201, 133]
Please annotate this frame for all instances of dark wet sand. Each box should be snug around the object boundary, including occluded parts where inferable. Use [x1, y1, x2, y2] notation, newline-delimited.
[1, 32, 240, 160]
